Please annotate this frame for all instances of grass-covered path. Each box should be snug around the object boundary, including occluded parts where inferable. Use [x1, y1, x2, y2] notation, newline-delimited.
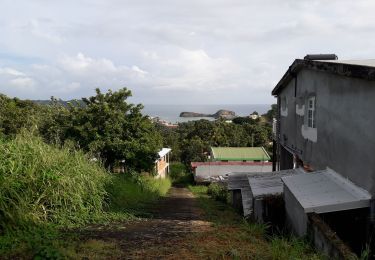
[72, 185, 323, 259]
[75, 187, 212, 259]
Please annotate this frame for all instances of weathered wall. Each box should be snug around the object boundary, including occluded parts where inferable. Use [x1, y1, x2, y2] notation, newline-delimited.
[278, 69, 375, 194]
[284, 185, 307, 236]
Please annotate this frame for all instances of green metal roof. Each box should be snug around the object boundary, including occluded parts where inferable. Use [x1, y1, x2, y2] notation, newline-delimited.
[211, 147, 270, 161]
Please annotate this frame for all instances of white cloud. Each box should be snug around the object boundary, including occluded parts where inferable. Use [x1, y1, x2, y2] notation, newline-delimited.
[0, 0, 375, 103]
[28, 19, 64, 44]
[9, 77, 36, 90]
[0, 67, 26, 77]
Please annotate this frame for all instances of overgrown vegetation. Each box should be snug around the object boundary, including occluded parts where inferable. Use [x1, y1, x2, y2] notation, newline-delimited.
[0, 133, 110, 230]
[207, 182, 229, 203]
[0, 89, 283, 258]
[0, 89, 162, 172]
[0, 133, 171, 258]
[107, 174, 171, 215]
[169, 162, 194, 186]
[188, 185, 323, 259]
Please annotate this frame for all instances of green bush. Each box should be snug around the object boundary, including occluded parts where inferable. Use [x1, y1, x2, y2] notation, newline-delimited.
[169, 162, 194, 186]
[207, 183, 229, 202]
[107, 174, 171, 214]
[0, 134, 110, 230]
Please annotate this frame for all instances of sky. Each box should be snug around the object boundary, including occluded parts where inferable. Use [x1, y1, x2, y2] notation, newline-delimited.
[1, 0, 375, 104]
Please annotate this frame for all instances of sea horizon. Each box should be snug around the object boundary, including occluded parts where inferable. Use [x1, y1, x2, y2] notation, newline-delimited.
[142, 104, 273, 123]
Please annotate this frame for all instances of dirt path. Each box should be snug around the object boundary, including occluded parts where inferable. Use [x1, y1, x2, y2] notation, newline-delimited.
[79, 187, 211, 259]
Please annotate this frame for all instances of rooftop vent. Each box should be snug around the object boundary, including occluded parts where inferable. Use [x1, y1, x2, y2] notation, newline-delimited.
[304, 54, 338, 61]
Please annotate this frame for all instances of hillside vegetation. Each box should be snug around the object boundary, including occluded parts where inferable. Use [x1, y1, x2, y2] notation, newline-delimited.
[0, 133, 171, 258]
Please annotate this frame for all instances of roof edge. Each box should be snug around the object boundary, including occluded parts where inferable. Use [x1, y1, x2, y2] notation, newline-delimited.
[272, 59, 375, 96]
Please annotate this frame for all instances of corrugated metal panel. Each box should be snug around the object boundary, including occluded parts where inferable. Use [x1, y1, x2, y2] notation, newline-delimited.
[211, 147, 270, 161]
[282, 168, 371, 214]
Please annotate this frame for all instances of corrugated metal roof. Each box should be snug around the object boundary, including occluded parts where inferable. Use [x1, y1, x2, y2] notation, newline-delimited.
[282, 168, 371, 214]
[211, 147, 270, 161]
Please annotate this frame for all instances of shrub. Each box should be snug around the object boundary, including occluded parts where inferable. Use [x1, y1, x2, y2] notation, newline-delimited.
[207, 183, 229, 202]
[169, 162, 194, 186]
[107, 174, 171, 214]
[0, 134, 110, 230]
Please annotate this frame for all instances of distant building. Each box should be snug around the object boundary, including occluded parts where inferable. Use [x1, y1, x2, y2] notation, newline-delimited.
[249, 113, 260, 120]
[155, 148, 171, 178]
[272, 56, 375, 255]
[210, 147, 270, 162]
[150, 117, 178, 128]
[191, 161, 272, 183]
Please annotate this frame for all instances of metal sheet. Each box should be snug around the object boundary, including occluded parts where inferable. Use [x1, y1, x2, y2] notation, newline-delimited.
[248, 168, 305, 198]
[227, 168, 305, 216]
[282, 168, 371, 214]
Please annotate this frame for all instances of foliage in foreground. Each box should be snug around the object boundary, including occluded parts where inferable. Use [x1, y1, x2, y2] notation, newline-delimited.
[0, 134, 171, 258]
[0, 134, 110, 230]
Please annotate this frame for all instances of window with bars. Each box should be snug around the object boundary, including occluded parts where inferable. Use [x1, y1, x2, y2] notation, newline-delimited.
[307, 97, 316, 128]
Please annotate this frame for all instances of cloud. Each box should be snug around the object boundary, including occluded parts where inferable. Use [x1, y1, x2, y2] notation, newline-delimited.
[0, 67, 26, 77]
[9, 77, 36, 90]
[1, 0, 375, 104]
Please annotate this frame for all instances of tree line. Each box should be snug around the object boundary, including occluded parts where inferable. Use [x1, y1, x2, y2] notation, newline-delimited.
[0, 88, 276, 172]
[0, 88, 162, 172]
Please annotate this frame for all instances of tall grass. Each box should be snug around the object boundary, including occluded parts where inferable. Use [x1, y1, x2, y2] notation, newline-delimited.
[169, 162, 194, 186]
[107, 174, 171, 214]
[0, 133, 172, 258]
[0, 134, 110, 230]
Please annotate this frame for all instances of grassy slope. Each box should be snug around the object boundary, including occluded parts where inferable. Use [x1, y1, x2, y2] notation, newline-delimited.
[0, 134, 172, 259]
[187, 185, 324, 259]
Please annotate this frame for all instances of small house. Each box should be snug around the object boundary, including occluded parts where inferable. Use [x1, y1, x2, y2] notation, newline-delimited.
[155, 148, 171, 178]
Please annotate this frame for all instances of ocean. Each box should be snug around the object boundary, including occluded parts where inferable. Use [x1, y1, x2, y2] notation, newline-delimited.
[142, 104, 271, 123]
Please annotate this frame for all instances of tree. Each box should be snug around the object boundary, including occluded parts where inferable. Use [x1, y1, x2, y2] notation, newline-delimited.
[262, 104, 277, 122]
[59, 88, 162, 171]
[0, 94, 45, 137]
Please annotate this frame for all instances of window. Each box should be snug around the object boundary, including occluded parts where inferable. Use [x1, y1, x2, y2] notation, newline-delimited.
[307, 97, 316, 128]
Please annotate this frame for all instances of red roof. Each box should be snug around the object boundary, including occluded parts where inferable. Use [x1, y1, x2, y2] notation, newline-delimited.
[191, 161, 272, 168]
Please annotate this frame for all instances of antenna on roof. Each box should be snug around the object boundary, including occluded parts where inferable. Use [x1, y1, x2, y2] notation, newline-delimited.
[304, 54, 338, 60]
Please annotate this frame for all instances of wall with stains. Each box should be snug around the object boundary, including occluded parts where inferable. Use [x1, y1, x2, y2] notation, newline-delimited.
[278, 68, 375, 195]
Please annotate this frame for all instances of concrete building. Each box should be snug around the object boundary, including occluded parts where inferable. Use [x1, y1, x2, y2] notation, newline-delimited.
[191, 161, 272, 183]
[155, 148, 171, 178]
[272, 56, 375, 254]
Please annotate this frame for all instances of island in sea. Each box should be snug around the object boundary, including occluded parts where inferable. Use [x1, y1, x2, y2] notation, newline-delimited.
[179, 109, 236, 119]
